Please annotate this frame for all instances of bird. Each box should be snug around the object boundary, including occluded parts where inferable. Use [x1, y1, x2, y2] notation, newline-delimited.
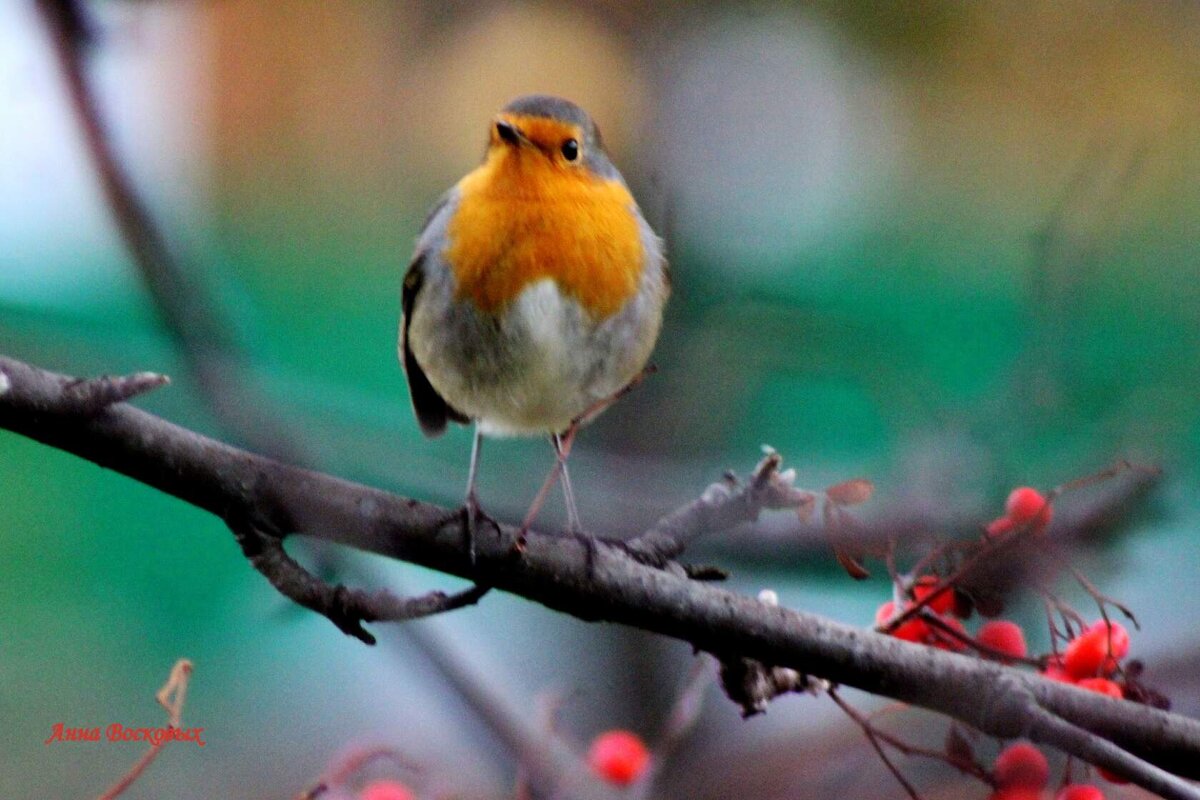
[399, 94, 669, 557]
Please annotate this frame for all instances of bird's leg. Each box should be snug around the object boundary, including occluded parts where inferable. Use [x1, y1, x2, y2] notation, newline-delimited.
[515, 370, 656, 552]
[517, 424, 580, 542]
[517, 455, 560, 542]
[514, 369, 656, 553]
[553, 425, 601, 571]
[554, 429, 582, 535]
[463, 425, 484, 564]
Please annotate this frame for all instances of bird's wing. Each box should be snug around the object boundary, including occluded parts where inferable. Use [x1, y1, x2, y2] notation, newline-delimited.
[401, 251, 468, 437]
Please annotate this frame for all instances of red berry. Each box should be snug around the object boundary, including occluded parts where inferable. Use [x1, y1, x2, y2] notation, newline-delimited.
[360, 780, 415, 800]
[874, 601, 931, 643]
[874, 600, 897, 627]
[894, 618, 931, 643]
[1005, 487, 1053, 528]
[977, 621, 1028, 661]
[1077, 677, 1123, 699]
[1057, 784, 1105, 800]
[986, 516, 1015, 537]
[911, 575, 954, 614]
[588, 730, 650, 786]
[1063, 621, 1130, 679]
[994, 742, 1049, 790]
[1090, 620, 1130, 658]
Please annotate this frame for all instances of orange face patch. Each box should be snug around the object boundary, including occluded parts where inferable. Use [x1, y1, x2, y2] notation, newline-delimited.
[491, 114, 582, 160]
[445, 133, 644, 320]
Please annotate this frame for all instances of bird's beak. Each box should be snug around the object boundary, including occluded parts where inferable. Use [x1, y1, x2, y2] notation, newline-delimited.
[494, 118, 528, 147]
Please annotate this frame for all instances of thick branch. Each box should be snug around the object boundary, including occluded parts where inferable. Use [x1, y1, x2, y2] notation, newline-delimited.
[2, 353, 1199, 798]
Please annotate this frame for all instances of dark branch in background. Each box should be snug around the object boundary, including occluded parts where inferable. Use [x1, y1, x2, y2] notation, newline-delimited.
[2, 355, 1199, 800]
[701, 462, 1160, 575]
[36, 0, 308, 464]
[379, 602, 627, 800]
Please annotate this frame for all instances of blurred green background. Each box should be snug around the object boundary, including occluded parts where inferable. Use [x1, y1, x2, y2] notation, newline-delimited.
[2, 2, 1199, 798]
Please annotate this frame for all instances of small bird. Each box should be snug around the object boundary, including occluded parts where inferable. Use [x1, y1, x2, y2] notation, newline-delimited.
[399, 95, 669, 553]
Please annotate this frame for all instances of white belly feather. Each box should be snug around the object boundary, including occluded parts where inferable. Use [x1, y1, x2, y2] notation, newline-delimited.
[411, 276, 662, 437]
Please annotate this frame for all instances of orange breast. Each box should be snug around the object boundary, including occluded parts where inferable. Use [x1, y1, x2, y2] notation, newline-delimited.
[445, 152, 644, 320]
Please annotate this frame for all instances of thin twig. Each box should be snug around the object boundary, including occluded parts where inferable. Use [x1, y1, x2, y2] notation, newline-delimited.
[828, 688, 922, 800]
[62, 373, 170, 414]
[1070, 566, 1140, 630]
[383, 601, 609, 800]
[830, 690, 997, 794]
[656, 655, 717, 755]
[96, 659, 194, 800]
[625, 451, 815, 565]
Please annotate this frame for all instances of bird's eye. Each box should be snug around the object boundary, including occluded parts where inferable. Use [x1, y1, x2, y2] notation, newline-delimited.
[560, 139, 579, 161]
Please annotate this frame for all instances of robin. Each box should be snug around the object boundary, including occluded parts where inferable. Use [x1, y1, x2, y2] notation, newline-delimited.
[399, 95, 669, 555]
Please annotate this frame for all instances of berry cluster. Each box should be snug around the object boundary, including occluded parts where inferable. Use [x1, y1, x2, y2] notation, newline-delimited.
[875, 488, 1061, 654]
[1042, 620, 1130, 688]
[989, 742, 1106, 800]
[1041, 619, 1133, 784]
[877, 591, 1039, 669]
[875, 578, 1032, 662]
[872, 485, 1143, 794]
[874, 569, 977, 650]
[874, 593, 966, 651]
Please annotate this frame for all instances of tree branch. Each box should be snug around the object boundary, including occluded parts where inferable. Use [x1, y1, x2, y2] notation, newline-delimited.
[231, 521, 489, 645]
[2, 353, 1199, 799]
[626, 452, 813, 565]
